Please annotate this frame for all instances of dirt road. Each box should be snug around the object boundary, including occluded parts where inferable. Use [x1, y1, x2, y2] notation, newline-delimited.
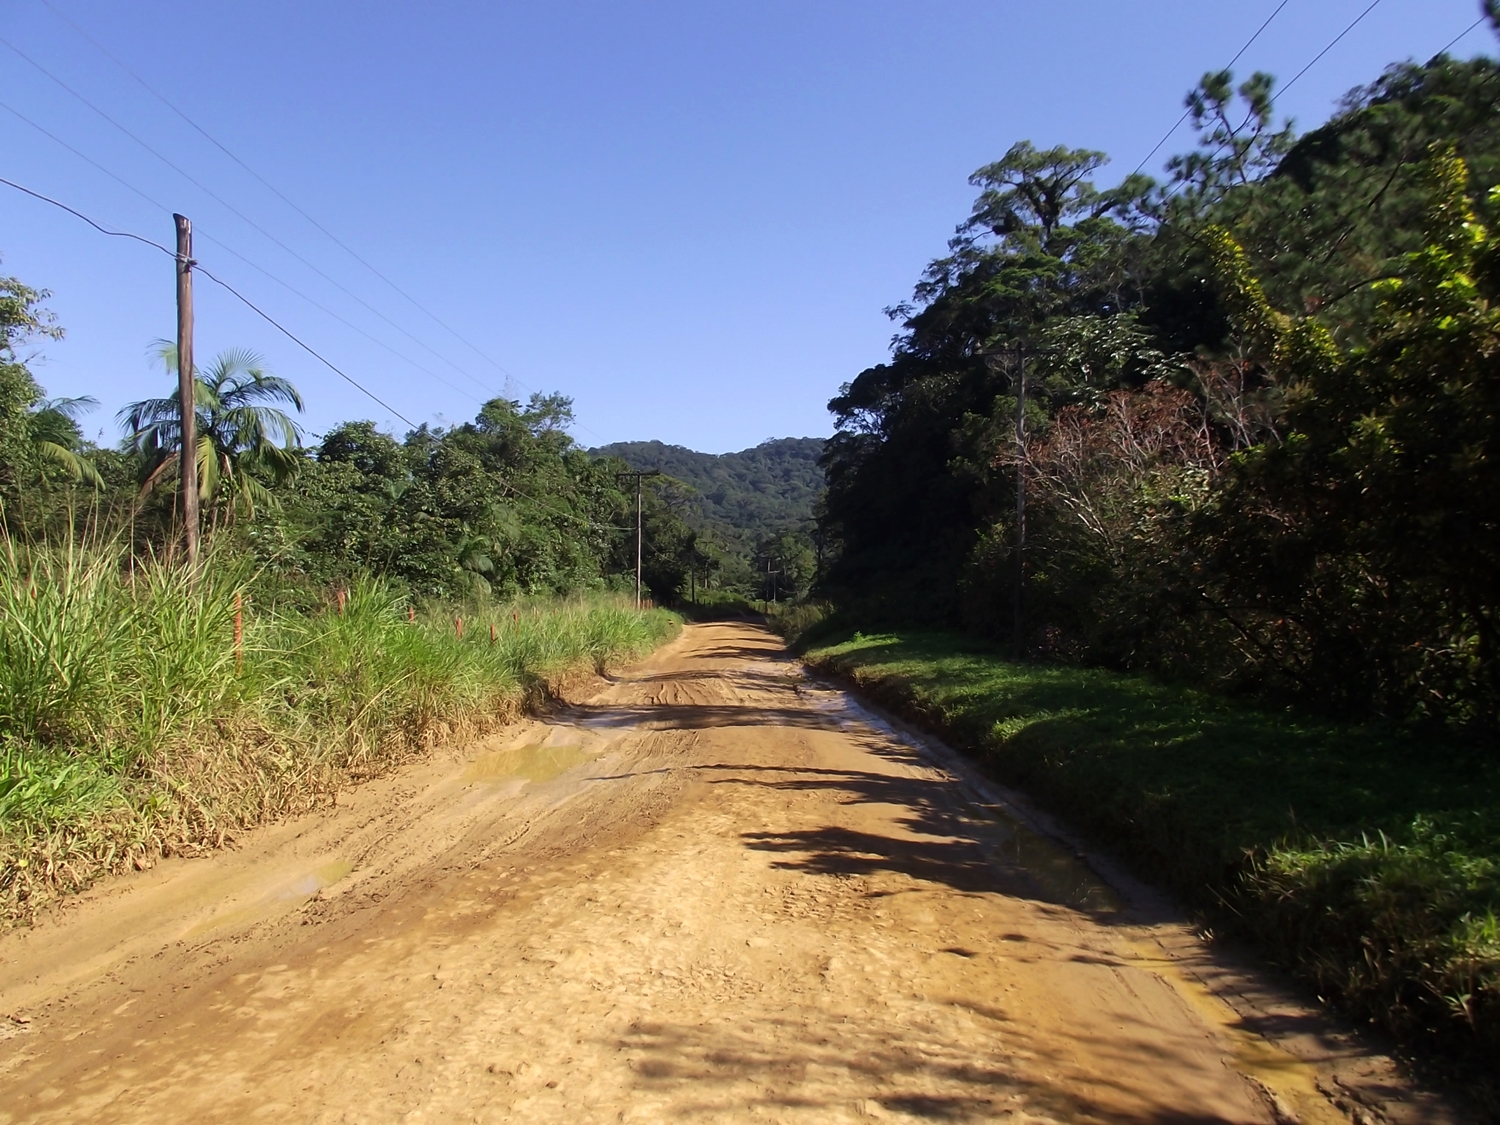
[0, 623, 1450, 1124]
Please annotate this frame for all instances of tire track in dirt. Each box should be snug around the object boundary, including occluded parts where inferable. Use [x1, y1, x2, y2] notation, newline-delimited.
[0, 623, 1458, 1124]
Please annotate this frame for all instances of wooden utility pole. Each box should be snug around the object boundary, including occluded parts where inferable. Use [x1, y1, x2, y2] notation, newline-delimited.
[616, 470, 663, 609]
[174, 214, 199, 567]
[1013, 341, 1026, 657]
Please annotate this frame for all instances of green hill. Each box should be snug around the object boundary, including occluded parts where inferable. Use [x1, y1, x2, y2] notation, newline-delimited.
[592, 437, 824, 551]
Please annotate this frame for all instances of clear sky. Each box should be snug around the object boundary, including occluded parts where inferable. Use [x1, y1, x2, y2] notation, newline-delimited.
[1, 1, 1492, 453]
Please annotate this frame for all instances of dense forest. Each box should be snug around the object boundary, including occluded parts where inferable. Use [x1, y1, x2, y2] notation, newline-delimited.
[0, 317, 715, 604]
[817, 46, 1500, 728]
[594, 437, 824, 595]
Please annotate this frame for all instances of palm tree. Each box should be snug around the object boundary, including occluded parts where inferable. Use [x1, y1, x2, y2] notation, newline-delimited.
[31, 395, 103, 486]
[119, 343, 304, 517]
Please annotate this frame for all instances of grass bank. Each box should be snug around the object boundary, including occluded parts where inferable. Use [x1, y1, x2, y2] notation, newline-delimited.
[0, 540, 678, 923]
[801, 628, 1500, 1076]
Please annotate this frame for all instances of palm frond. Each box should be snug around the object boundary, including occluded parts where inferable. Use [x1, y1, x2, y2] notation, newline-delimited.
[196, 434, 220, 500]
[35, 395, 99, 421]
[138, 451, 178, 499]
[35, 441, 103, 487]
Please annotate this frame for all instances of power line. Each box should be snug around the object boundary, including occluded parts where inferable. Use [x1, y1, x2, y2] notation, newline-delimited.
[0, 174, 417, 427]
[1161, 0, 1394, 204]
[0, 174, 175, 257]
[0, 31, 501, 402]
[1, 167, 630, 521]
[1275, 0, 1384, 101]
[195, 230, 487, 406]
[1436, 16, 1487, 57]
[497, 480, 634, 533]
[1133, 0, 1291, 175]
[29, 0, 610, 443]
[1, 98, 174, 215]
[2, 95, 485, 405]
[191, 265, 417, 427]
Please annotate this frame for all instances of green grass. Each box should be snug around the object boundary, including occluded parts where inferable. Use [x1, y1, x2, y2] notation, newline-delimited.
[0, 538, 679, 922]
[802, 628, 1500, 1074]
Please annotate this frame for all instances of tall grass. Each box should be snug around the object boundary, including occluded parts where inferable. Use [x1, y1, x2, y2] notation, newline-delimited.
[0, 538, 678, 922]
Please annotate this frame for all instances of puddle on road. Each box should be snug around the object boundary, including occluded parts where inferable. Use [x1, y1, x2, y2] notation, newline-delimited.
[803, 682, 1120, 913]
[973, 803, 1122, 913]
[463, 742, 594, 784]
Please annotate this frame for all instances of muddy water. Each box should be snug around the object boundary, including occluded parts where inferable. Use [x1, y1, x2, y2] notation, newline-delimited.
[463, 741, 595, 784]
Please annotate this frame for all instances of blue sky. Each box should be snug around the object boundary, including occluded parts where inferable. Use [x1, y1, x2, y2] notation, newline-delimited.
[1, 1, 1492, 453]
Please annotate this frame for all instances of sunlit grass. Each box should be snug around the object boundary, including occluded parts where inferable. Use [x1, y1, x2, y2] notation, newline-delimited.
[0, 538, 678, 920]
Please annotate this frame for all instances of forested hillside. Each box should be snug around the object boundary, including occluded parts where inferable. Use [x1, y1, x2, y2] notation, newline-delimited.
[818, 51, 1500, 729]
[593, 438, 824, 547]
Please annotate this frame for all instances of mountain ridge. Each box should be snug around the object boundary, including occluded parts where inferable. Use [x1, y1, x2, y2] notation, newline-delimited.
[591, 436, 825, 551]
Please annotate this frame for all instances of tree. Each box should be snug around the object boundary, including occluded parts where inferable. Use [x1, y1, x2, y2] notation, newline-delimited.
[0, 268, 105, 526]
[29, 396, 102, 487]
[120, 344, 304, 518]
[1185, 149, 1500, 721]
[0, 270, 61, 492]
[1161, 70, 1294, 221]
[820, 143, 1154, 623]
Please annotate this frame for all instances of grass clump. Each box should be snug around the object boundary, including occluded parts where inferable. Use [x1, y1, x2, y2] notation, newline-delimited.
[0, 538, 678, 922]
[802, 629, 1500, 1074]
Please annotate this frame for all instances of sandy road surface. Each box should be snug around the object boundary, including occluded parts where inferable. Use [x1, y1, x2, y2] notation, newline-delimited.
[0, 624, 1451, 1124]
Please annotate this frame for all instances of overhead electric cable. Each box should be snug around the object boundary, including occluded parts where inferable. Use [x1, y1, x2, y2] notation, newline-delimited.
[0, 174, 418, 426]
[1, 98, 174, 215]
[191, 265, 417, 427]
[194, 231, 487, 406]
[0, 174, 174, 256]
[1133, 0, 1292, 174]
[3, 168, 666, 529]
[1, 97, 483, 404]
[31, 0, 601, 435]
[1436, 16, 1487, 57]
[0, 31, 500, 401]
[497, 480, 634, 533]
[1274, 0, 1384, 100]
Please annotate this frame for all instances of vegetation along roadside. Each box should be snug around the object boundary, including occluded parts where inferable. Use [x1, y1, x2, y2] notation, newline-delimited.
[0, 538, 678, 926]
[796, 625, 1500, 1085]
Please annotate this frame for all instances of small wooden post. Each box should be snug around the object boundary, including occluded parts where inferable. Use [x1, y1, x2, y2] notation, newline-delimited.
[408, 605, 416, 624]
[455, 616, 463, 639]
[337, 588, 347, 615]
[233, 592, 243, 674]
[489, 622, 496, 645]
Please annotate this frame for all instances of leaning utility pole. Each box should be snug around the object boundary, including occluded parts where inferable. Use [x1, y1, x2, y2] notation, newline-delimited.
[174, 214, 199, 567]
[616, 470, 663, 609]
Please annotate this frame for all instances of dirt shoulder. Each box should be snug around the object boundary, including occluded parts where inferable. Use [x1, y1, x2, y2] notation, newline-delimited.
[0, 623, 1462, 1124]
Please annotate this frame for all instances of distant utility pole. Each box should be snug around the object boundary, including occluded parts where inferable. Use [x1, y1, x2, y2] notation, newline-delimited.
[763, 555, 781, 611]
[174, 213, 199, 567]
[616, 470, 663, 609]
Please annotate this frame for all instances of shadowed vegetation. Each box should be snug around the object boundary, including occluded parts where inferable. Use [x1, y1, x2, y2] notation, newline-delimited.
[803, 629, 1500, 1078]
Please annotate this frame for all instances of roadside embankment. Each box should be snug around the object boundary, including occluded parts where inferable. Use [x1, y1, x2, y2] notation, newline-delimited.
[0, 543, 678, 923]
[801, 629, 1500, 1086]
